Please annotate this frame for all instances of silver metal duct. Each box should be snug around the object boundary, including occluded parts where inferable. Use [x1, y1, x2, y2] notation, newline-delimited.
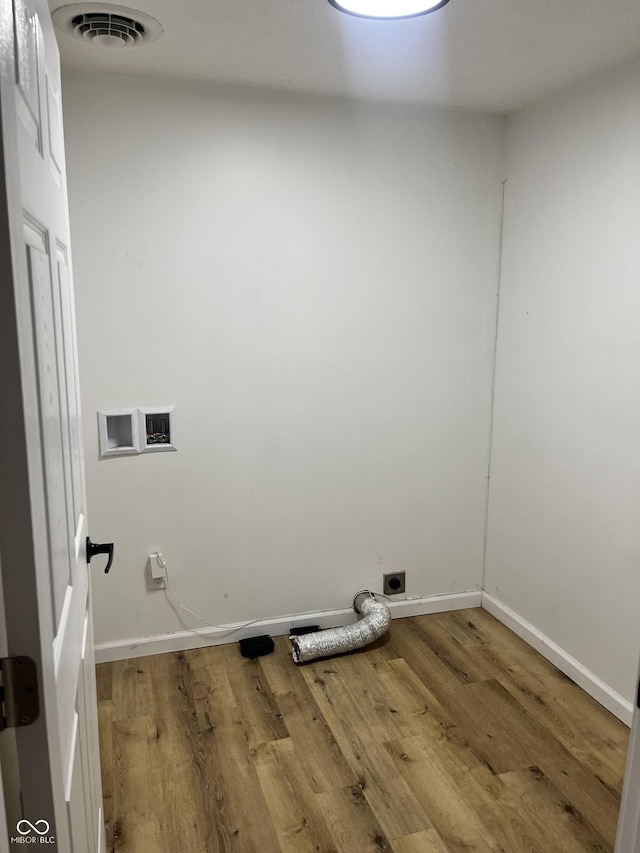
[290, 590, 391, 664]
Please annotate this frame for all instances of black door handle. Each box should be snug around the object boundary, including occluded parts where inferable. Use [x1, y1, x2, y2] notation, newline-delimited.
[86, 538, 114, 573]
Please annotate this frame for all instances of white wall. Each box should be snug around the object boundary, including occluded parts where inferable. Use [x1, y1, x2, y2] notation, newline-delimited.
[485, 60, 640, 702]
[62, 72, 504, 647]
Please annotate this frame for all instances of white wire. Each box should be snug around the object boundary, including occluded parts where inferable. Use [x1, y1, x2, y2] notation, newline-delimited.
[153, 552, 397, 635]
[154, 553, 266, 635]
[373, 591, 395, 601]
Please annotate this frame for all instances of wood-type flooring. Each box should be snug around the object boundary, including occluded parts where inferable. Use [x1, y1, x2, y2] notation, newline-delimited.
[96, 607, 629, 852]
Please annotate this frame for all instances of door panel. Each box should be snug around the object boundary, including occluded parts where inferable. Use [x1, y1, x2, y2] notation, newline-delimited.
[51, 241, 76, 570]
[13, 0, 41, 152]
[45, 74, 62, 184]
[0, 0, 105, 849]
[24, 217, 70, 628]
[57, 248, 84, 534]
[54, 516, 88, 797]
[67, 722, 90, 853]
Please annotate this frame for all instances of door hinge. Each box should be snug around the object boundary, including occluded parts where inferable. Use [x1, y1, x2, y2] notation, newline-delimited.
[0, 657, 39, 732]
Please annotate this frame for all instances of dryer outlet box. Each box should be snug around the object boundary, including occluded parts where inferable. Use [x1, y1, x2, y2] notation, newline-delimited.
[383, 571, 406, 595]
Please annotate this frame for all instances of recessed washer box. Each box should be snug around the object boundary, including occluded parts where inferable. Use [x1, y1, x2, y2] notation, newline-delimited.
[98, 406, 177, 457]
[98, 408, 140, 457]
[138, 406, 176, 453]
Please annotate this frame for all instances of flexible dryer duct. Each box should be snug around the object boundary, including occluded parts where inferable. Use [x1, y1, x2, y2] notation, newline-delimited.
[290, 590, 391, 664]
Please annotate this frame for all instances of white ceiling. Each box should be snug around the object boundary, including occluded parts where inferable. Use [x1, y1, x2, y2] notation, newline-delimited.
[49, 0, 640, 113]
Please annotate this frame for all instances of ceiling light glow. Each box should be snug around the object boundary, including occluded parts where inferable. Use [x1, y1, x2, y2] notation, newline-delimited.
[328, 0, 450, 19]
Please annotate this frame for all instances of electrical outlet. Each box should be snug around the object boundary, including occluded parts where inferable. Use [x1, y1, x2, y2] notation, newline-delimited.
[148, 552, 167, 590]
[383, 571, 406, 595]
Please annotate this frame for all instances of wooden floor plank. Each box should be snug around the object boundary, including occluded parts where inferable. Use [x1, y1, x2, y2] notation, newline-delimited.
[197, 705, 282, 853]
[383, 735, 502, 853]
[501, 766, 613, 852]
[441, 677, 622, 841]
[377, 657, 456, 737]
[259, 635, 303, 697]
[110, 715, 162, 852]
[383, 618, 479, 711]
[484, 650, 629, 798]
[300, 660, 435, 839]
[97, 694, 115, 847]
[470, 609, 629, 752]
[272, 687, 356, 793]
[110, 658, 155, 722]
[96, 661, 112, 703]
[422, 607, 629, 798]
[318, 652, 420, 743]
[471, 640, 628, 792]
[187, 646, 237, 714]
[390, 829, 451, 853]
[317, 785, 391, 853]
[222, 644, 289, 749]
[98, 609, 628, 852]
[434, 608, 494, 647]
[148, 652, 218, 852]
[260, 636, 357, 793]
[253, 738, 336, 853]
[454, 765, 550, 853]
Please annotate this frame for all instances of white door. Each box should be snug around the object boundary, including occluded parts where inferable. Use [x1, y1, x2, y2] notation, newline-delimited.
[0, 0, 105, 849]
[616, 663, 640, 852]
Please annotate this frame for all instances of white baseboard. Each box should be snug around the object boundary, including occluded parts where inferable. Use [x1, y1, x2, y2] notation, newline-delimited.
[481, 592, 633, 726]
[95, 588, 633, 726]
[94, 590, 482, 664]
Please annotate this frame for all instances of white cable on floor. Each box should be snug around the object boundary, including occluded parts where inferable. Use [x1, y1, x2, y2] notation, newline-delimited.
[154, 552, 398, 638]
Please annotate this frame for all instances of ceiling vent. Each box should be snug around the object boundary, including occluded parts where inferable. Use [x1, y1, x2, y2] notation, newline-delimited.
[52, 4, 163, 47]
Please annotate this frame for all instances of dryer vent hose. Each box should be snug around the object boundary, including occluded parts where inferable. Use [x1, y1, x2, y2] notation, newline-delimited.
[290, 591, 391, 664]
